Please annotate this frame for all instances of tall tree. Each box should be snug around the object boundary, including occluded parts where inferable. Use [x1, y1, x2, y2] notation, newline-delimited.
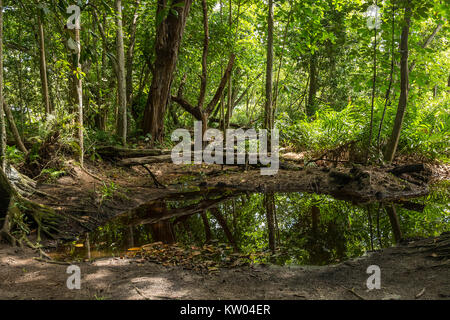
[142, 0, 192, 143]
[264, 193, 276, 253]
[115, 0, 127, 145]
[225, 0, 233, 130]
[264, 0, 274, 131]
[74, 20, 84, 166]
[3, 103, 27, 154]
[384, 1, 412, 162]
[307, 53, 317, 117]
[125, 0, 141, 110]
[0, 0, 5, 170]
[37, 11, 51, 115]
[366, 0, 379, 163]
[171, 0, 235, 135]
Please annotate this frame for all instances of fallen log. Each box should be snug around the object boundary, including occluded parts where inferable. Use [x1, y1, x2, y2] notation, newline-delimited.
[96, 146, 171, 159]
[388, 164, 425, 176]
[118, 154, 173, 166]
[118, 153, 297, 172]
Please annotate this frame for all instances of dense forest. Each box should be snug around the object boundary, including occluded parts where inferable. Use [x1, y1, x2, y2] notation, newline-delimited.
[0, 0, 449, 301]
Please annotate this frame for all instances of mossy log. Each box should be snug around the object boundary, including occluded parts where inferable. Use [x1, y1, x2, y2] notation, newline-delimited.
[96, 146, 171, 159]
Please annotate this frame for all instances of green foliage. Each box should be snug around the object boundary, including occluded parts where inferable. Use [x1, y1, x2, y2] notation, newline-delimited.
[99, 182, 118, 202]
[278, 103, 364, 152]
[40, 168, 67, 182]
[277, 92, 449, 162]
[1, 0, 448, 164]
[6, 146, 25, 165]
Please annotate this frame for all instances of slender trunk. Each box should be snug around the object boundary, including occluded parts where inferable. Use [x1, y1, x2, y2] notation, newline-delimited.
[115, 0, 127, 145]
[368, 205, 374, 251]
[37, 15, 51, 115]
[385, 204, 402, 244]
[447, 73, 450, 93]
[150, 221, 176, 244]
[307, 53, 317, 117]
[201, 211, 212, 243]
[384, 3, 412, 162]
[2, 103, 27, 154]
[225, 0, 233, 129]
[75, 28, 84, 167]
[132, 61, 151, 123]
[273, 5, 293, 116]
[199, 0, 209, 134]
[210, 207, 238, 251]
[447, 74, 450, 92]
[126, 0, 141, 109]
[142, 0, 192, 143]
[93, 13, 108, 131]
[219, 0, 225, 132]
[127, 226, 134, 248]
[377, 2, 396, 151]
[409, 23, 443, 74]
[366, 7, 378, 164]
[265, 193, 276, 253]
[0, 0, 5, 170]
[265, 0, 274, 131]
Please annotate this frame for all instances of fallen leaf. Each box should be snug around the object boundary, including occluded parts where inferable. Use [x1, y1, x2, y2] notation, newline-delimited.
[127, 247, 141, 251]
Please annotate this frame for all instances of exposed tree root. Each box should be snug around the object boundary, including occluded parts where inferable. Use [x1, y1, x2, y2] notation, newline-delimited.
[0, 165, 64, 246]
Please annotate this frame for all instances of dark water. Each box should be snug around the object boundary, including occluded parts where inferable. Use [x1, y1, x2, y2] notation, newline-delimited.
[50, 181, 450, 266]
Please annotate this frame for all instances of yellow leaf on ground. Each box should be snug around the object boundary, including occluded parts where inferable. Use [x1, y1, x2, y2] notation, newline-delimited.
[127, 247, 141, 251]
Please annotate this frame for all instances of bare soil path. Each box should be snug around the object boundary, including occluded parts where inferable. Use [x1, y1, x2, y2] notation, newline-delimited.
[1, 232, 449, 300]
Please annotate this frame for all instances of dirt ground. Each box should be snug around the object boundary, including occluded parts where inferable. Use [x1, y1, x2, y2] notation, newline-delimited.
[0, 232, 449, 300]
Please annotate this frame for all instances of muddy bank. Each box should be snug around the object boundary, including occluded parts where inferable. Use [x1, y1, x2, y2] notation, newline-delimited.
[1, 232, 448, 300]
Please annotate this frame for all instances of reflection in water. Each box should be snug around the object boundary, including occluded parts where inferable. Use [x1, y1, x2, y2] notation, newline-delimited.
[52, 182, 450, 266]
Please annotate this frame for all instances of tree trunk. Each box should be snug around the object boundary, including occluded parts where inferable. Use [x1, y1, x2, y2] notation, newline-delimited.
[171, 54, 235, 132]
[37, 15, 51, 115]
[3, 103, 27, 154]
[225, 0, 233, 130]
[0, 0, 5, 170]
[201, 211, 212, 243]
[115, 0, 127, 146]
[366, 12, 378, 164]
[384, 3, 412, 162]
[264, 0, 274, 131]
[210, 207, 238, 251]
[448, 73, 450, 93]
[264, 193, 276, 253]
[307, 53, 317, 117]
[150, 221, 176, 244]
[142, 0, 192, 143]
[385, 204, 402, 244]
[125, 0, 141, 110]
[74, 27, 84, 167]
